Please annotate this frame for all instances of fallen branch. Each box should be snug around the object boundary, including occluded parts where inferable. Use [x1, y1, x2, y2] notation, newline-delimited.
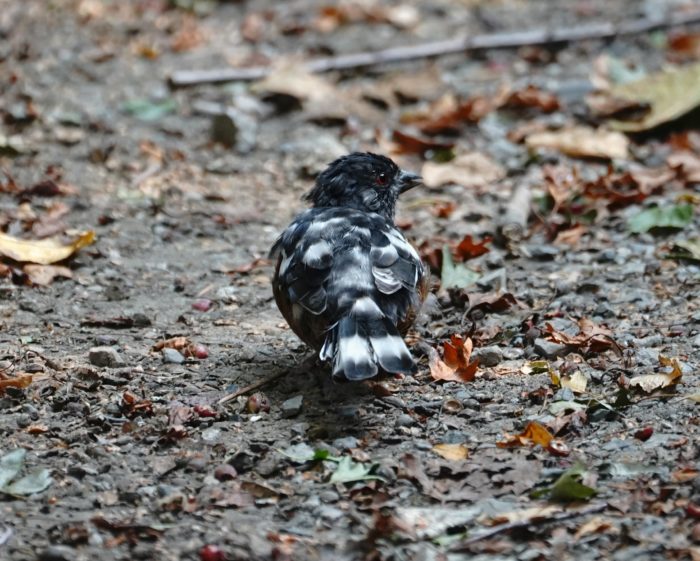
[217, 353, 317, 406]
[170, 10, 700, 87]
[450, 502, 607, 550]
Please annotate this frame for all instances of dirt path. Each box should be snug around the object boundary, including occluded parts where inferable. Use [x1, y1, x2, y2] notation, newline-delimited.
[1, 1, 699, 560]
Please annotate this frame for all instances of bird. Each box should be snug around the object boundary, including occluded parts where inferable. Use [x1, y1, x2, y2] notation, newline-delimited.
[270, 152, 427, 382]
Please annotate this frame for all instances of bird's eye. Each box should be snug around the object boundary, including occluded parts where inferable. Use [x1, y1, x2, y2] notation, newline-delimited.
[375, 173, 388, 186]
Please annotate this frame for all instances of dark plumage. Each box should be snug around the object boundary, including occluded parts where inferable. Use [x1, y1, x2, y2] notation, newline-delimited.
[270, 152, 427, 381]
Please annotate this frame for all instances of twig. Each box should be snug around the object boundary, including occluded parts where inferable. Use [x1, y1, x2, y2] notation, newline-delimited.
[169, 10, 700, 87]
[217, 353, 317, 406]
[450, 502, 607, 550]
[497, 182, 532, 243]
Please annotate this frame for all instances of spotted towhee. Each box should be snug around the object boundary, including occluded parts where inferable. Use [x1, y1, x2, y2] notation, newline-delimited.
[270, 152, 427, 381]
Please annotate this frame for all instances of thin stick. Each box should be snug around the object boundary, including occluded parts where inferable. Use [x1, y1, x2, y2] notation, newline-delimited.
[217, 354, 317, 406]
[498, 182, 532, 243]
[450, 503, 607, 550]
[169, 10, 700, 87]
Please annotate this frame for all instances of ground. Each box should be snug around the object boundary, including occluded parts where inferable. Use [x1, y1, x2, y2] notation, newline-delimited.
[1, 1, 699, 560]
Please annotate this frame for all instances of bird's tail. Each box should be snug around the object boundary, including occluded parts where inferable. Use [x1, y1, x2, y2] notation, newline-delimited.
[319, 296, 416, 382]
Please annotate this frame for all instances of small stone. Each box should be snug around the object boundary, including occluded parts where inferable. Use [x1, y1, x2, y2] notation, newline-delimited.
[89, 346, 125, 368]
[214, 464, 238, 481]
[693, 334, 700, 348]
[395, 414, 415, 427]
[332, 436, 358, 450]
[553, 388, 575, 402]
[162, 348, 185, 364]
[39, 545, 75, 561]
[528, 244, 559, 260]
[533, 338, 569, 359]
[634, 335, 663, 348]
[473, 345, 502, 367]
[281, 395, 303, 418]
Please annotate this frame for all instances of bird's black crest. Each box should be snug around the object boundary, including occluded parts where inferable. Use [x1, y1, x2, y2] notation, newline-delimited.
[304, 152, 403, 219]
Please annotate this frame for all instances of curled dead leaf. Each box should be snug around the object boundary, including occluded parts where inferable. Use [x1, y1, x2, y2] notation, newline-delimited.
[432, 443, 468, 461]
[428, 335, 479, 383]
[421, 152, 505, 189]
[526, 126, 629, 160]
[0, 230, 95, 265]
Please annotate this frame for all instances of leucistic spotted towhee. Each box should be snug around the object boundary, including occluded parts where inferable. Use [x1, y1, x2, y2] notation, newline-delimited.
[270, 152, 427, 382]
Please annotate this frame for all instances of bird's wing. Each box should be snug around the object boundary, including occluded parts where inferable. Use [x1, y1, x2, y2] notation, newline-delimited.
[272, 209, 350, 316]
[370, 226, 423, 297]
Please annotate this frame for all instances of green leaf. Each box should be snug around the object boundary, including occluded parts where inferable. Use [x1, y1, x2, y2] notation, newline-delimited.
[0, 449, 26, 489]
[329, 456, 384, 484]
[440, 245, 480, 290]
[667, 238, 700, 263]
[0, 449, 52, 496]
[121, 98, 177, 121]
[628, 204, 693, 233]
[3, 469, 53, 496]
[549, 463, 597, 502]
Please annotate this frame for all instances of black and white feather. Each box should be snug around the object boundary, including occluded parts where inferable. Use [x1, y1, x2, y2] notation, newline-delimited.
[270, 153, 425, 381]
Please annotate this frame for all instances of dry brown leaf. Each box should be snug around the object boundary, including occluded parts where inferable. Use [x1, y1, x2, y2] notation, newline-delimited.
[526, 126, 629, 160]
[504, 85, 560, 113]
[574, 516, 616, 539]
[553, 224, 587, 246]
[629, 356, 682, 393]
[252, 59, 337, 103]
[421, 152, 505, 188]
[390, 130, 454, 156]
[0, 374, 33, 391]
[561, 371, 588, 394]
[23, 264, 73, 286]
[455, 235, 491, 261]
[432, 443, 468, 461]
[0, 230, 95, 265]
[497, 421, 554, 448]
[668, 151, 700, 183]
[428, 335, 479, 383]
[482, 504, 562, 526]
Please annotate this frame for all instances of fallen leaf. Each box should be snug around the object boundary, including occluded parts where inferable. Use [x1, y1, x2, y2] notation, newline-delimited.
[668, 239, 700, 262]
[504, 85, 560, 112]
[0, 230, 95, 265]
[428, 336, 479, 383]
[629, 355, 683, 393]
[22, 264, 72, 286]
[604, 62, 700, 131]
[432, 443, 468, 461]
[574, 516, 616, 539]
[561, 371, 588, 394]
[549, 463, 597, 502]
[497, 421, 553, 448]
[484, 504, 562, 526]
[391, 130, 455, 156]
[0, 449, 53, 496]
[0, 375, 33, 392]
[421, 152, 505, 188]
[667, 151, 700, 183]
[526, 126, 629, 160]
[628, 204, 693, 233]
[330, 456, 383, 484]
[455, 235, 491, 261]
[440, 246, 480, 290]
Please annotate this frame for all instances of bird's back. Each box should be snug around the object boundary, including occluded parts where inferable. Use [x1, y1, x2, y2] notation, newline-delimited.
[271, 206, 425, 381]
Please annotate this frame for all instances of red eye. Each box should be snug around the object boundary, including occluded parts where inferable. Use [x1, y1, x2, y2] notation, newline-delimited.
[376, 173, 388, 186]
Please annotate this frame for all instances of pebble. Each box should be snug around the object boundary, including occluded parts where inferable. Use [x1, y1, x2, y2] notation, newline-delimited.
[162, 348, 185, 364]
[634, 335, 663, 348]
[528, 244, 559, 260]
[473, 345, 502, 367]
[553, 388, 575, 402]
[332, 436, 358, 450]
[693, 334, 700, 348]
[281, 395, 303, 418]
[88, 346, 125, 368]
[533, 338, 569, 359]
[395, 414, 416, 427]
[38, 546, 75, 561]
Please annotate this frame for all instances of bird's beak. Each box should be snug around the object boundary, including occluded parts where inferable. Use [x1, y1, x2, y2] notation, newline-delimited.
[398, 170, 422, 194]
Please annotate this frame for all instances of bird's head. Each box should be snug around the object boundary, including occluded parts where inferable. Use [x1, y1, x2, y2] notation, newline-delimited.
[304, 152, 421, 221]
